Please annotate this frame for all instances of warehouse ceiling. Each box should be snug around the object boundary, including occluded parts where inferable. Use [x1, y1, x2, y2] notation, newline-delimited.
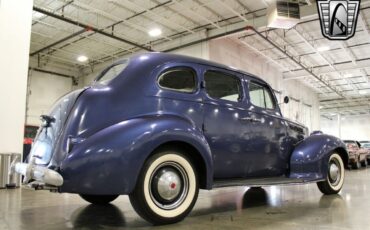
[30, 0, 370, 116]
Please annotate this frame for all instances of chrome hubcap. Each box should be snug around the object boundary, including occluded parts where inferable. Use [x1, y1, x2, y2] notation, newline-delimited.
[329, 163, 339, 182]
[157, 170, 182, 201]
[328, 158, 341, 186]
[149, 162, 188, 210]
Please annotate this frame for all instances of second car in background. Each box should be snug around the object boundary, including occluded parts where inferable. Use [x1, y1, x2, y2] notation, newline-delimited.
[360, 141, 370, 163]
[344, 140, 370, 169]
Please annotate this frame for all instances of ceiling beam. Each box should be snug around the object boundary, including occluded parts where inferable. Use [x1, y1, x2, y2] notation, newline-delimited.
[31, 1, 171, 58]
[321, 104, 370, 114]
[214, 0, 248, 22]
[30, 29, 87, 56]
[358, 12, 370, 40]
[247, 27, 346, 98]
[80, 3, 320, 69]
[115, 0, 196, 35]
[172, 0, 222, 29]
[62, 0, 173, 42]
[321, 96, 370, 103]
[339, 41, 357, 65]
[29, 67, 75, 79]
[284, 58, 370, 80]
[32, 0, 74, 26]
[33, 6, 153, 51]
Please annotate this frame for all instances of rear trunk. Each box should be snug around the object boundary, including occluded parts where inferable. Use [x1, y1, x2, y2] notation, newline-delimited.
[29, 88, 87, 166]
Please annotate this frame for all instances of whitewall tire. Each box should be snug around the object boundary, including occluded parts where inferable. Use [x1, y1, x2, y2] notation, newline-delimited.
[129, 149, 199, 225]
[317, 153, 345, 195]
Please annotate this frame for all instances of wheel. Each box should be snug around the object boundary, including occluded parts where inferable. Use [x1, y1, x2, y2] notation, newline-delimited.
[353, 157, 361, 169]
[362, 158, 368, 167]
[129, 149, 199, 225]
[317, 153, 345, 195]
[79, 194, 119, 205]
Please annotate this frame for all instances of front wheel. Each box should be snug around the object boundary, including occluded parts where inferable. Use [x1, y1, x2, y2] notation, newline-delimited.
[129, 150, 199, 225]
[79, 194, 119, 205]
[353, 157, 361, 169]
[362, 158, 368, 167]
[317, 153, 345, 195]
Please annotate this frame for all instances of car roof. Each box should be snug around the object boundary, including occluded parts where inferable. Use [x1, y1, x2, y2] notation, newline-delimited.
[127, 52, 268, 84]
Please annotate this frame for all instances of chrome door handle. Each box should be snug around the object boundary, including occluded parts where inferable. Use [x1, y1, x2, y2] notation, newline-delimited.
[239, 117, 262, 123]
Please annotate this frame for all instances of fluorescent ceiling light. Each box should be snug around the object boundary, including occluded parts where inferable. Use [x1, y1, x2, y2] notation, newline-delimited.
[148, 28, 162, 37]
[77, 55, 88, 62]
[317, 46, 330, 52]
[359, 90, 367, 95]
[319, 106, 324, 109]
[33, 12, 45, 19]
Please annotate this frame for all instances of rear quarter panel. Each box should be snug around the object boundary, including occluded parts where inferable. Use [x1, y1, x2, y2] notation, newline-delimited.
[59, 114, 213, 195]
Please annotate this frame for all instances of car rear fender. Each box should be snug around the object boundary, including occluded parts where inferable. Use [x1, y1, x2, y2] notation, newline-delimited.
[289, 134, 348, 181]
[59, 114, 213, 195]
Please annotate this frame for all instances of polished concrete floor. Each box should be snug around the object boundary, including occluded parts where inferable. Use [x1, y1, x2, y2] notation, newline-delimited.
[1, 168, 370, 230]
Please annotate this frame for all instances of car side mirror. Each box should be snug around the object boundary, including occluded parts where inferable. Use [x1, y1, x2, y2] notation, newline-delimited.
[283, 96, 290, 104]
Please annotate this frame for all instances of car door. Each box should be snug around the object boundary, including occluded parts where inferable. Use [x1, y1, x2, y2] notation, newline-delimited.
[201, 67, 251, 179]
[242, 77, 289, 177]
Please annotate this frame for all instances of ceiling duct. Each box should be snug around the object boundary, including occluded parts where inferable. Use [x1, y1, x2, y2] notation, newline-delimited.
[267, 0, 301, 29]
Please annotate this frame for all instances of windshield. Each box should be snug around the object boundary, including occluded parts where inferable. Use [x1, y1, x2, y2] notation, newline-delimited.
[363, 143, 370, 148]
[95, 60, 129, 85]
[344, 141, 356, 148]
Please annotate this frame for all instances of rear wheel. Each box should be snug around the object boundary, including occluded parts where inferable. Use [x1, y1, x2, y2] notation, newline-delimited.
[317, 153, 345, 195]
[79, 194, 118, 205]
[129, 150, 199, 225]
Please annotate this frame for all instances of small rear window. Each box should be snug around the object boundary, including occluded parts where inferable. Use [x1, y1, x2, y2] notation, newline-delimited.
[158, 68, 196, 93]
[95, 60, 129, 85]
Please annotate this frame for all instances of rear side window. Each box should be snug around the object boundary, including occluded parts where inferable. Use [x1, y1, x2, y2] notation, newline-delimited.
[96, 61, 128, 85]
[204, 71, 242, 102]
[158, 68, 196, 93]
[249, 82, 275, 109]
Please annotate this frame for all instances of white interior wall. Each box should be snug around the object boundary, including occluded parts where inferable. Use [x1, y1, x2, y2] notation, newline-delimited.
[209, 38, 320, 131]
[321, 114, 370, 140]
[0, 0, 33, 153]
[26, 71, 74, 126]
[170, 41, 209, 60]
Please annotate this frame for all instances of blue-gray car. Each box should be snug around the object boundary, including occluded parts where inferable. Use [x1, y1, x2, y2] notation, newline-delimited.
[14, 53, 349, 225]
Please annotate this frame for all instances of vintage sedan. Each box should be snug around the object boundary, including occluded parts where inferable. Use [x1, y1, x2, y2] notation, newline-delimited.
[14, 53, 348, 225]
[362, 142, 370, 163]
[344, 140, 370, 168]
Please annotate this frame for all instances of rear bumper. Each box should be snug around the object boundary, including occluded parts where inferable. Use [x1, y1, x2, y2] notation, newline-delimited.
[11, 157, 63, 190]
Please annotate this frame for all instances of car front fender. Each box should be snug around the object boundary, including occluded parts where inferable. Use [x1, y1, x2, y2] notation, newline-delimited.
[289, 134, 348, 181]
[59, 114, 213, 195]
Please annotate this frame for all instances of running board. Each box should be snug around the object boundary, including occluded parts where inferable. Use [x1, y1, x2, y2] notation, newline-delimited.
[213, 177, 321, 188]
